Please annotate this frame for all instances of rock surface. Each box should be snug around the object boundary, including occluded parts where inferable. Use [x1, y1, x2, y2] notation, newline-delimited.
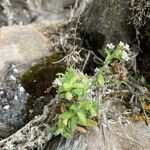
[0, 23, 57, 73]
[0, 0, 77, 26]
[0, 64, 28, 130]
[0, 0, 31, 26]
[80, 0, 136, 49]
[48, 123, 150, 150]
[0, 122, 14, 139]
[138, 20, 150, 82]
[0, 22, 63, 137]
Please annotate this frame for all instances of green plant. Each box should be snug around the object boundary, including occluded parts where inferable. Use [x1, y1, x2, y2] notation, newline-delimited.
[53, 101, 98, 138]
[50, 42, 132, 138]
[105, 42, 130, 65]
[57, 67, 89, 101]
[52, 67, 98, 138]
[135, 75, 148, 86]
[97, 42, 131, 87]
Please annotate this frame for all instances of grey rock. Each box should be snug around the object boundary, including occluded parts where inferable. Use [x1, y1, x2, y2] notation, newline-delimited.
[48, 123, 150, 150]
[0, 0, 31, 26]
[0, 0, 77, 26]
[0, 64, 28, 129]
[0, 122, 14, 139]
[80, 0, 136, 49]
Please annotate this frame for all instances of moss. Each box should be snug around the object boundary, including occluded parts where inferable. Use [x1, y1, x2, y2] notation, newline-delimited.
[21, 52, 65, 97]
[21, 52, 66, 123]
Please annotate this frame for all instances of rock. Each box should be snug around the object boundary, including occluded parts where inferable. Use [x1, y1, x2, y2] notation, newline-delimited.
[0, 52, 66, 134]
[0, 0, 31, 26]
[0, 21, 64, 130]
[0, 0, 77, 26]
[27, 0, 76, 13]
[26, 0, 81, 23]
[0, 24, 52, 73]
[48, 123, 150, 150]
[80, 0, 136, 49]
[0, 4, 7, 26]
[0, 64, 28, 129]
[0, 122, 14, 139]
[137, 20, 150, 82]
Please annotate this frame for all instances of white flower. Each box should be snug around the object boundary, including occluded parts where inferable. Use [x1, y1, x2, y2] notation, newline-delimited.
[119, 42, 130, 51]
[124, 44, 130, 51]
[106, 43, 115, 49]
[119, 41, 125, 47]
[13, 68, 19, 73]
[53, 78, 62, 87]
[9, 75, 16, 81]
[121, 51, 130, 61]
[19, 86, 25, 93]
[3, 105, 10, 110]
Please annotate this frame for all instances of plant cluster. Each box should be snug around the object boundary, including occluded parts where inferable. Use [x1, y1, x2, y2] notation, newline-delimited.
[105, 41, 131, 64]
[52, 67, 98, 138]
[50, 42, 133, 138]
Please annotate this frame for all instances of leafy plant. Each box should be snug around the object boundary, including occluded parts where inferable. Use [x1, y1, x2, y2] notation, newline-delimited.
[105, 42, 130, 65]
[57, 67, 90, 101]
[50, 42, 132, 138]
[53, 100, 98, 138]
[52, 67, 98, 138]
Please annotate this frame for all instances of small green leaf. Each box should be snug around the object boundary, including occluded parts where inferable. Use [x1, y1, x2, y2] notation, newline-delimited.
[63, 83, 71, 90]
[140, 76, 148, 86]
[86, 119, 97, 126]
[59, 93, 66, 99]
[62, 128, 72, 139]
[81, 101, 91, 110]
[66, 92, 73, 100]
[105, 48, 111, 64]
[70, 76, 79, 85]
[70, 117, 77, 132]
[97, 74, 105, 87]
[77, 110, 86, 125]
[72, 83, 82, 89]
[72, 88, 83, 96]
[57, 119, 65, 128]
[113, 46, 122, 61]
[54, 128, 64, 135]
[70, 104, 79, 111]
[60, 112, 73, 120]
[89, 107, 97, 117]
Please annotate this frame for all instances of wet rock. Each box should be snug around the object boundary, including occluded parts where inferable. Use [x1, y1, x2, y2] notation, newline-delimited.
[48, 123, 150, 150]
[0, 64, 28, 129]
[0, 24, 51, 73]
[80, 0, 136, 49]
